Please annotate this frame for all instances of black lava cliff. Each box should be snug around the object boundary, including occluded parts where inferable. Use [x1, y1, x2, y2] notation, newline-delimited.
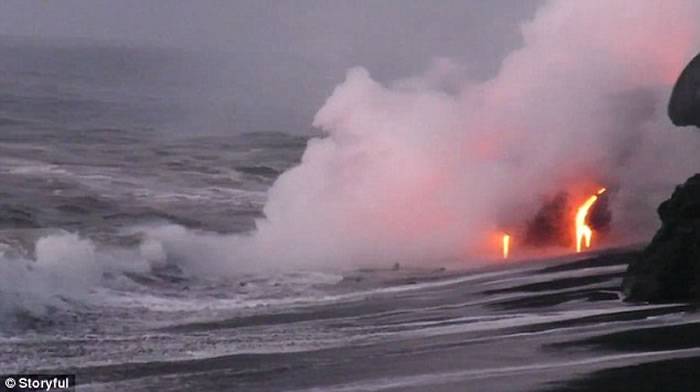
[623, 174, 700, 301]
[623, 53, 700, 302]
[669, 52, 700, 128]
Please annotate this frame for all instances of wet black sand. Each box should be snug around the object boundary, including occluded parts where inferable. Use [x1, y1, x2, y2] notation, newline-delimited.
[545, 356, 700, 391]
[551, 321, 700, 352]
[545, 319, 700, 391]
[20, 248, 700, 391]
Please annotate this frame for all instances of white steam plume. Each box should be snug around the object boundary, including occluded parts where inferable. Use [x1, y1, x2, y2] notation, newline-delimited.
[149, 0, 700, 273]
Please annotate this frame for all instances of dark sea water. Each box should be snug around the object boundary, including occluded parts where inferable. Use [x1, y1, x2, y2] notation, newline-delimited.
[1, 39, 699, 392]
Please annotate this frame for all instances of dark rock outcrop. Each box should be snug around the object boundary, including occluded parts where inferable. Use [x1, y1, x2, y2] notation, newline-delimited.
[668, 53, 700, 128]
[623, 51, 700, 302]
[623, 174, 700, 302]
[524, 192, 571, 248]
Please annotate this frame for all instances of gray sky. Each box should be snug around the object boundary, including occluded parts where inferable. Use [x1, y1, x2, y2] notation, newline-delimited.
[0, 0, 542, 133]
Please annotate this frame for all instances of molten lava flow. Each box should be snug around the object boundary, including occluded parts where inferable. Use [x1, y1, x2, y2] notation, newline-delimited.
[502, 233, 511, 259]
[575, 188, 606, 252]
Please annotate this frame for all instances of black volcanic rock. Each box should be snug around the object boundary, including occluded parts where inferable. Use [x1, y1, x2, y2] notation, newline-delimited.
[589, 192, 612, 234]
[524, 192, 571, 247]
[623, 52, 700, 302]
[669, 53, 700, 128]
[623, 174, 700, 302]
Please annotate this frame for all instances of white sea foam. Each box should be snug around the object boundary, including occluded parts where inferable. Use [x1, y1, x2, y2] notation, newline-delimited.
[0, 232, 100, 320]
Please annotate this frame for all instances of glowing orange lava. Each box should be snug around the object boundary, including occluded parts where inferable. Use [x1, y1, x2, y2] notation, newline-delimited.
[575, 188, 606, 252]
[502, 233, 511, 259]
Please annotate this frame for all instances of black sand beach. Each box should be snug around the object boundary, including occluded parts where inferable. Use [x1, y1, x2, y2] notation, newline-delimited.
[5, 247, 695, 391]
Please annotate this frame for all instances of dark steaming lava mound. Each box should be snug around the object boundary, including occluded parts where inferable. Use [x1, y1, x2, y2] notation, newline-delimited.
[524, 191, 611, 249]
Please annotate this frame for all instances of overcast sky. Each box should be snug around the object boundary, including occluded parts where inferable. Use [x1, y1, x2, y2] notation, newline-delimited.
[0, 1, 542, 133]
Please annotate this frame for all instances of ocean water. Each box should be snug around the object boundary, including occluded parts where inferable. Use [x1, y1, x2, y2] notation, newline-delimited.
[1, 39, 698, 392]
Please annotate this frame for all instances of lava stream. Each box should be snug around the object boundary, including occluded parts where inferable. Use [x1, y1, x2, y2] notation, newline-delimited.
[575, 188, 606, 252]
[502, 233, 511, 259]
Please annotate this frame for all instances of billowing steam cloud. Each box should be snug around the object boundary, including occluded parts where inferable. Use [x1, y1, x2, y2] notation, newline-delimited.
[149, 0, 700, 273]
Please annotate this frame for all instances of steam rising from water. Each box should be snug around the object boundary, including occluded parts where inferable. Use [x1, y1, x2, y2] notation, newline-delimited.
[152, 1, 700, 273]
[0, 233, 99, 320]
